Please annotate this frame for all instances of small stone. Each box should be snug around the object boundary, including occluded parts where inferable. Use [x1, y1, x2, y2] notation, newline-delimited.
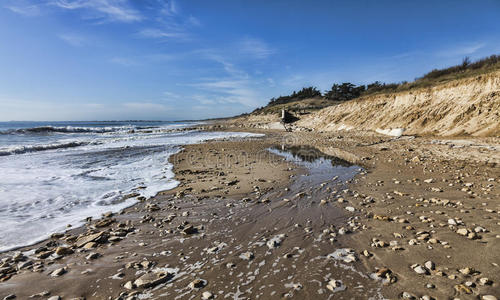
[55, 247, 74, 256]
[481, 296, 497, 300]
[326, 279, 343, 292]
[401, 292, 415, 299]
[459, 267, 473, 275]
[134, 272, 171, 288]
[413, 265, 429, 275]
[266, 234, 285, 249]
[50, 267, 66, 277]
[479, 277, 492, 285]
[424, 261, 435, 270]
[239, 252, 254, 260]
[457, 228, 469, 236]
[202, 291, 213, 299]
[188, 278, 206, 289]
[3, 295, 16, 300]
[124, 281, 135, 290]
[181, 225, 198, 235]
[345, 206, 355, 212]
[454, 284, 472, 294]
[17, 260, 33, 269]
[86, 252, 100, 260]
[29, 291, 50, 298]
[47, 297, 61, 300]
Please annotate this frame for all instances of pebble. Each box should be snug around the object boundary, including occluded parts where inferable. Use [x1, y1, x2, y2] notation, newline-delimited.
[479, 277, 492, 285]
[239, 252, 254, 260]
[3, 295, 16, 300]
[413, 265, 429, 275]
[424, 261, 435, 270]
[326, 279, 344, 292]
[86, 252, 100, 260]
[401, 292, 415, 299]
[47, 297, 61, 300]
[202, 291, 214, 299]
[345, 206, 355, 212]
[482, 296, 497, 300]
[50, 267, 66, 277]
[188, 278, 206, 289]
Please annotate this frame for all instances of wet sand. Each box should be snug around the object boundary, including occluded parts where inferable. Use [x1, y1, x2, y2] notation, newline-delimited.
[0, 129, 499, 300]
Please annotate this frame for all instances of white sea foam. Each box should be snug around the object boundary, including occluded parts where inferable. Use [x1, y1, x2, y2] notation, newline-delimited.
[0, 126, 262, 252]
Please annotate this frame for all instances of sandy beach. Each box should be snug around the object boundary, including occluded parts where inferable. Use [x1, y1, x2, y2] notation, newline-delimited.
[0, 125, 498, 300]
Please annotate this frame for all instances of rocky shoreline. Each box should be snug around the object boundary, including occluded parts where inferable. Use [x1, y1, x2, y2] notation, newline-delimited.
[0, 128, 498, 300]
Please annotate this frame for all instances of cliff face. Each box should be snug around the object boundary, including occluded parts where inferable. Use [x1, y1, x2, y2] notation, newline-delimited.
[297, 72, 500, 137]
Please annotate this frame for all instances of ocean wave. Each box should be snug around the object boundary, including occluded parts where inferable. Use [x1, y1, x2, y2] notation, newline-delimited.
[0, 141, 97, 156]
[0, 125, 135, 135]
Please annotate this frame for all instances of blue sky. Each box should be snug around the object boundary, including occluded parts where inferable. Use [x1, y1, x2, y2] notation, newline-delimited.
[1, 0, 500, 121]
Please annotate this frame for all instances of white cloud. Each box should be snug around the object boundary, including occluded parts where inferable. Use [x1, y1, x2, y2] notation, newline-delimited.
[237, 38, 275, 59]
[186, 15, 201, 27]
[435, 42, 486, 58]
[58, 33, 86, 47]
[5, 3, 41, 16]
[137, 28, 187, 39]
[159, 0, 178, 16]
[51, 0, 142, 22]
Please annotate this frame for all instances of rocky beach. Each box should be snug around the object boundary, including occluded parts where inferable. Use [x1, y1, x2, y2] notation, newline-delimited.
[0, 125, 498, 300]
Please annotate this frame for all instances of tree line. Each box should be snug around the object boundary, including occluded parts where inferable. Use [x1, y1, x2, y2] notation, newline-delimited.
[266, 54, 500, 108]
[267, 82, 402, 107]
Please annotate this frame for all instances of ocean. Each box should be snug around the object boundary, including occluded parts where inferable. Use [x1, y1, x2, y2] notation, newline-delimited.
[0, 121, 259, 252]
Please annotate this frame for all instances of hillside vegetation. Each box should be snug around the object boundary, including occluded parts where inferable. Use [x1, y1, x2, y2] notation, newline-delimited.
[252, 54, 500, 113]
[235, 54, 500, 137]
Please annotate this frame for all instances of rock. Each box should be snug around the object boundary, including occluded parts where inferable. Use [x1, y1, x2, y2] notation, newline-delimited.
[85, 252, 100, 260]
[201, 291, 213, 299]
[401, 292, 415, 299]
[266, 234, 285, 249]
[124, 281, 135, 290]
[482, 296, 497, 300]
[345, 206, 355, 212]
[75, 232, 106, 248]
[326, 279, 344, 292]
[181, 225, 198, 235]
[424, 261, 435, 270]
[239, 252, 254, 261]
[479, 277, 492, 285]
[456, 228, 469, 236]
[459, 267, 474, 275]
[29, 291, 50, 298]
[454, 284, 472, 294]
[134, 271, 171, 288]
[94, 218, 114, 227]
[188, 278, 206, 289]
[17, 260, 33, 270]
[413, 265, 429, 275]
[55, 247, 74, 256]
[50, 267, 66, 277]
[47, 297, 61, 300]
[3, 295, 16, 300]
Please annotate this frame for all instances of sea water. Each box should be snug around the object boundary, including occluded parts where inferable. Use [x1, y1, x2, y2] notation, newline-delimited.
[0, 121, 260, 251]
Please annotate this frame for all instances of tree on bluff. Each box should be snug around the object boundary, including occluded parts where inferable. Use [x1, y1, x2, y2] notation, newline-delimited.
[324, 82, 365, 101]
[268, 86, 322, 106]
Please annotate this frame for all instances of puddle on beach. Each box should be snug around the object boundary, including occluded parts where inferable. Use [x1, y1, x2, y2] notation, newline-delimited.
[268, 145, 362, 186]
